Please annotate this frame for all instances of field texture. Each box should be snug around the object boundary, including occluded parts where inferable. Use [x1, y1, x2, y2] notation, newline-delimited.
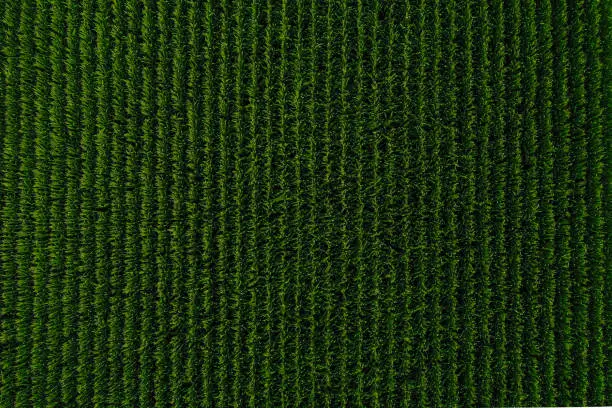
[0, 0, 610, 406]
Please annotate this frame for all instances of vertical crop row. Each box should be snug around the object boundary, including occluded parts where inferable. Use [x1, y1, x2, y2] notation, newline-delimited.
[457, 0, 477, 403]
[185, 0, 211, 405]
[47, 0, 68, 404]
[536, 0, 556, 404]
[262, 0, 275, 405]
[138, 0, 158, 404]
[230, 0, 246, 405]
[474, 0, 493, 405]
[154, 0, 174, 404]
[277, 1, 290, 404]
[32, 1, 52, 404]
[170, 0, 189, 405]
[77, 0, 97, 404]
[567, 0, 588, 403]
[353, 0, 366, 405]
[505, 0, 524, 402]
[92, 0, 113, 403]
[584, 0, 605, 403]
[425, 0, 443, 404]
[413, 0, 428, 404]
[602, 0, 611, 399]
[489, 0, 508, 404]
[321, 2, 335, 404]
[551, 0, 572, 403]
[367, 1, 383, 405]
[122, 0, 142, 403]
[290, 1, 306, 404]
[215, 0, 231, 404]
[244, 0, 260, 405]
[14, 0, 34, 405]
[521, 0, 540, 403]
[108, 0, 128, 402]
[440, 0, 460, 403]
[62, 0, 82, 404]
[382, 4, 401, 406]
[399, 2, 414, 406]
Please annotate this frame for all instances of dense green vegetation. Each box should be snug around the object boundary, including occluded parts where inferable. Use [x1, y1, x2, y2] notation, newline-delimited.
[0, 0, 609, 406]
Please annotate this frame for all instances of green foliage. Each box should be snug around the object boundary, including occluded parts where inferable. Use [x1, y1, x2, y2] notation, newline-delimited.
[0, 0, 608, 407]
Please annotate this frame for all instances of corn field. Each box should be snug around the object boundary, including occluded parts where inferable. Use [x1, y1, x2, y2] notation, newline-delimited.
[0, 0, 609, 406]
